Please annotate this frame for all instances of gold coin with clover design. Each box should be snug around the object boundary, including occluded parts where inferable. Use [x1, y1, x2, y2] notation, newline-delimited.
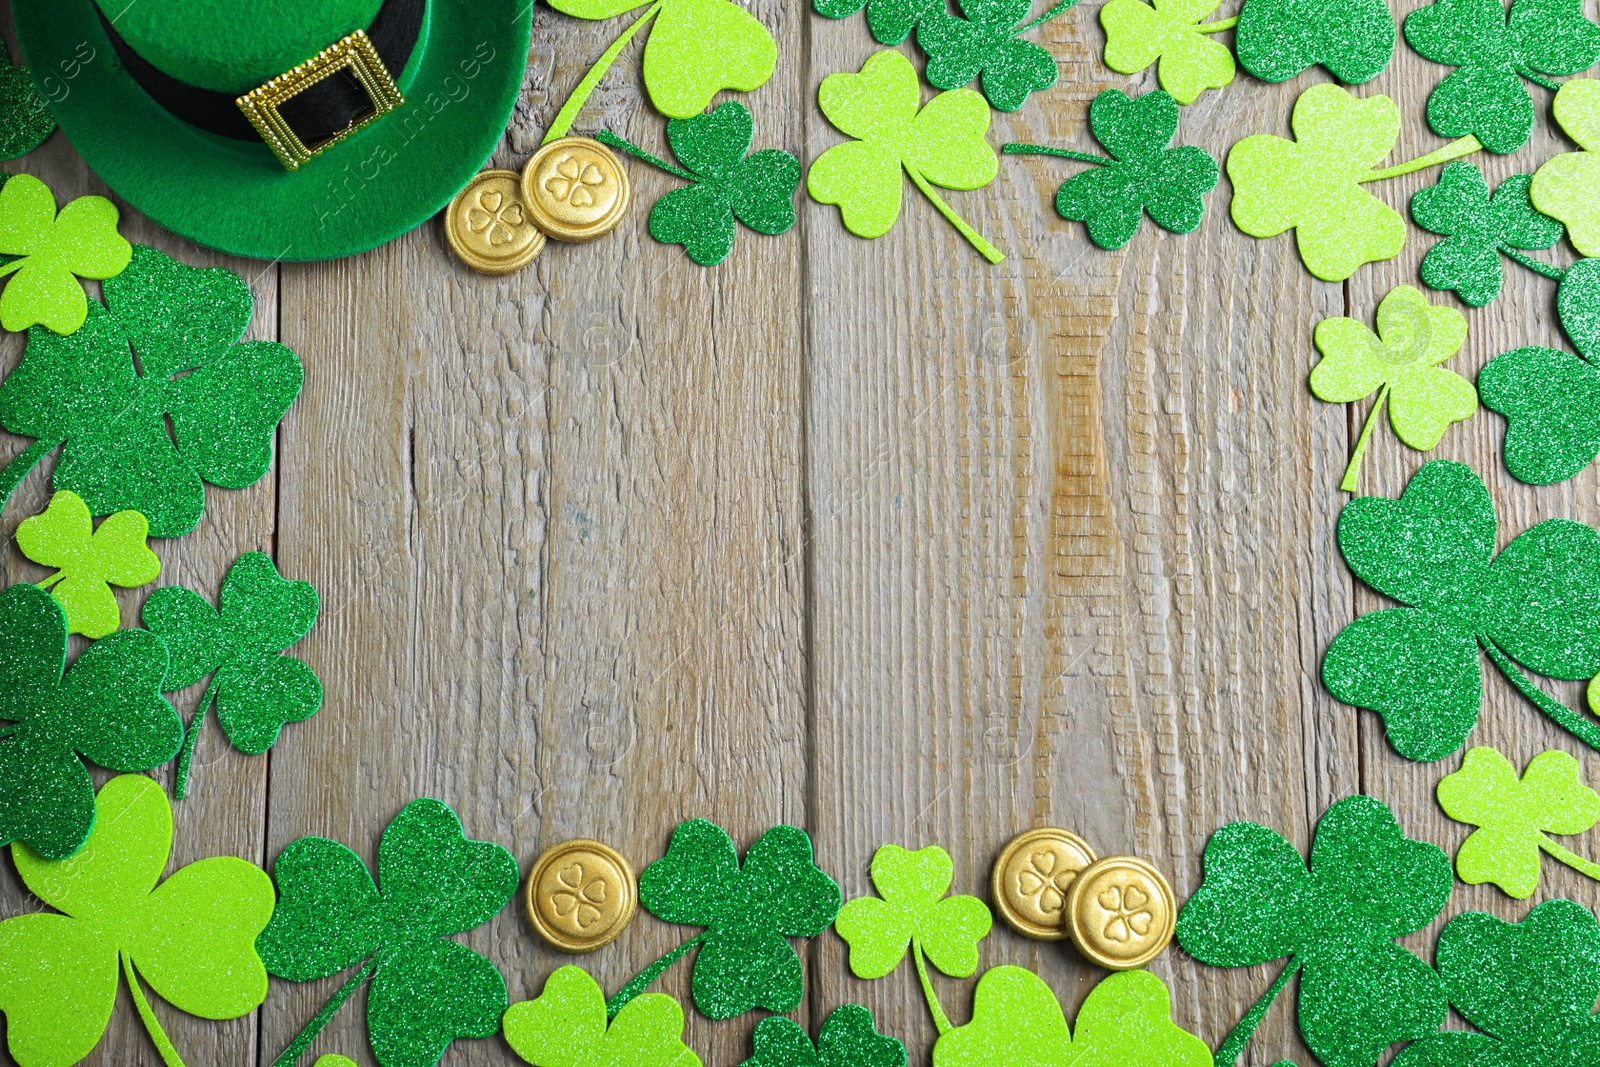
[523, 137, 631, 243]
[1068, 855, 1176, 969]
[525, 838, 637, 952]
[445, 170, 547, 275]
[991, 828, 1097, 940]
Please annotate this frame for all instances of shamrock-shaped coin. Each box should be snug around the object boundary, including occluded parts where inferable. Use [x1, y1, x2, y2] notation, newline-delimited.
[0, 173, 130, 335]
[1437, 746, 1600, 898]
[0, 60, 54, 161]
[740, 1005, 905, 1067]
[1533, 79, 1600, 257]
[17, 489, 159, 639]
[916, 0, 1075, 112]
[1003, 89, 1218, 250]
[1233, 0, 1395, 84]
[1099, 0, 1237, 105]
[504, 966, 700, 1067]
[1178, 795, 1451, 1067]
[1411, 162, 1565, 306]
[0, 774, 273, 1067]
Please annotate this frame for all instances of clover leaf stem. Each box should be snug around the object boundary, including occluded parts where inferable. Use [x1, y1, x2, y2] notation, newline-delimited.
[271, 956, 380, 1067]
[594, 130, 699, 182]
[1001, 143, 1116, 167]
[605, 929, 709, 1018]
[1514, 64, 1561, 93]
[122, 952, 186, 1067]
[904, 165, 1006, 264]
[1538, 835, 1600, 880]
[1016, 0, 1082, 34]
[910, 938, 954, 1034]
[1340, 383, 1389, 493]
[1358, 136, 1482, 184]
[1196, 15, 1238, 31]
[0, 438, 60, 518]
[1504, 248, 1566, 281]
[543, 1, 665, 146]
[1481, 637, 1600, 753]
[173, 673, 222, 801]
[1213, 957, 1301, 1067]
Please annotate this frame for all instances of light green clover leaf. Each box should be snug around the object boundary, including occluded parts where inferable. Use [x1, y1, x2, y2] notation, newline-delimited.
[17, 489, 159, 639]
[1533, 78, 1600, 258]
[835, 843, 992, 980]
[0, 773, 273, 1067]
[0, 173, 131, 335]
[1437, 746, 1600, 898]
[1100, 0, 1237, 106]
[932, 966, 1211, 1067]
[808, 49, 1002, 263]
[504, 965, 701, 1067]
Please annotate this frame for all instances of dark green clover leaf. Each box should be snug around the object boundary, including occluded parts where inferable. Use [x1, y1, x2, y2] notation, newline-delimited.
[142, 552, 321, 800]
[1404, 0, 1600, 155]
[811, 0, 938, 46]
[1321, 459, 1600, 760]
[916, 0, 1075, 113]
[1393, 900, 1600, 1067]
[258, 798, 519, 1067]
[1479, 258, 1600, 484]
[1177, 795, 1451, 1067]
[0, 582, 180, 860]
[1234, 0, 1395, 84]
[1004, 90, 1218, 250]
[739, 1005, 906, 1067]
[0, 245, 303, 536]
[598, 103, 799, 266]
[0, 60, 54, 161]
[1412, 163, 1565, 306]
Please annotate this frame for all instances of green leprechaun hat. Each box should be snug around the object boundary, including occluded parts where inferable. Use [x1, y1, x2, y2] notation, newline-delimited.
[13, 0, 532, 261]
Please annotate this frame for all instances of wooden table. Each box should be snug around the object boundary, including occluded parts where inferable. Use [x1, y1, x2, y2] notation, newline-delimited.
[4, 1, 1596, 1064]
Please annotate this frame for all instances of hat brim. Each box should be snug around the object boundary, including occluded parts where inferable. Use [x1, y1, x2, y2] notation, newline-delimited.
[15, 0, 533, 261]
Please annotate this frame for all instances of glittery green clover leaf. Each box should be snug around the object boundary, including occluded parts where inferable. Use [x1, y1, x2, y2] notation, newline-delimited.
[808, 50, 1004, 265]
[1233, 0, 1395, 84]
[1003, 89, 1218, 251]
[0, 774, 272, 1067]
[811, 0, 937, 45]
[1437, 746, 1600, 898]
[610, 819, 842, 1020]
[1321, 460, 1600, 761]
[915, 0, 1079, 113]
[932, 965, 1211, 1067]
[17, 489, 160, 640]
[1310, 285, 1474, 493]
[0, 172, 130, 335]
[1177, 795, 1451, 1067]
[258, 797, 519, 1067]
[142, 552, 321, 801]
[1411, 163, 1565, 307]
[0, 583, 180, 861]
[596, 102, 799, 266]
[1404, 0, 1600, 156]
[1478, 259, 1600, 485]
[1533, 79, 1600, 258]
[0, 61, 55, 160]
[1099, 0, 1237, 106]
[0, 244, 304, 536]
[1228, 84, 1482, 281]
[1392, 900, 1600, 1067]
[503, 966, 701, 1067]
[740, 1005, 906, 1067]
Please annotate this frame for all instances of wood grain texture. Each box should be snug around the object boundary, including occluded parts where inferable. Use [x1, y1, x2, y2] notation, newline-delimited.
[2, 0, 1598, 1065]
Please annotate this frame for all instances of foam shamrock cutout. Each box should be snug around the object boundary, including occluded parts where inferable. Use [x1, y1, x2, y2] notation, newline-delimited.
[1411, 162, 1565, 306]
[16, 489, 159, 639]
[503, 966, 700, 1067]
[1099, 0, 1237, 106]
[0, 582, 180, 860]
[1533, 79, 1600, 258]
[0, 60, 55, 160]
[811, 0, 938, 44]
[0, 173, 130, 335]
[258, 797, 520, 1067]
[314, 1059, 360, 1067]
[596, 103, 799, 266]
[809, 50, 1002, 264]
[1232, 0, 1395, 84]
[1177, 795, 1451, 1067]
[1228, 84, 1482, 281]
[1003, 89, 1218, 250]
[0, 244, 303, 536]
[1309, 285, 1473, 492]
[933, 966, 1211, 1067]
[740, 1005, 906, 1067]
[1321, 460, 1600, 761]
[142, 552, 321, 800]
[605, 819, 841, 1020]
[1437, 746, 1600, 898]
[0, 774, 272, 1067]
[1478, 258, 1600, 484]
[1404, 0, 1600, 156]
[915, 0, 1079, 113]
[1392, 900, 1600, 1067]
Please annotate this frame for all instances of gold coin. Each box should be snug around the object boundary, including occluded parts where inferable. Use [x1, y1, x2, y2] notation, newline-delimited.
[522, 137, 630, 243]
[444, 169, 546, 275]
[991, 828, 1098, 941]
[524, 838, 636, 953]
[1066, 855, 1176, 970]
